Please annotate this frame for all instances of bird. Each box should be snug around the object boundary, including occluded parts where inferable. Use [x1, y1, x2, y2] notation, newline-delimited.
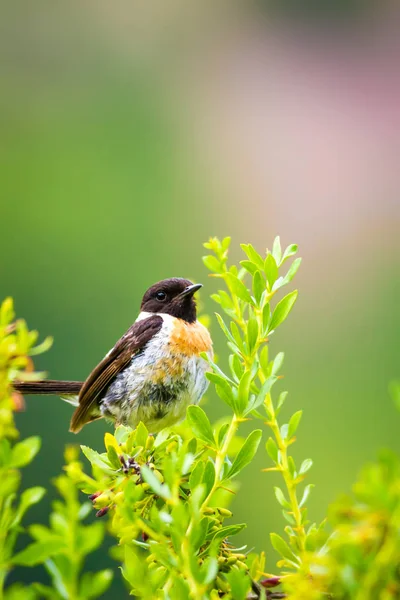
[14, 278, 212, 434]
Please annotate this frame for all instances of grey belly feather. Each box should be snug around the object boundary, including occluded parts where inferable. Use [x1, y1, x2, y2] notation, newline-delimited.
[98, 345, 209, 432]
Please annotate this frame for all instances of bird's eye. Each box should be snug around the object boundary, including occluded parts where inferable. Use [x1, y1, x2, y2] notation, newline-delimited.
[155, 291, 167, 302]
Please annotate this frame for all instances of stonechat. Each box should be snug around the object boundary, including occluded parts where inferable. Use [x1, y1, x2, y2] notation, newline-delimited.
[14, 278, 212, 433]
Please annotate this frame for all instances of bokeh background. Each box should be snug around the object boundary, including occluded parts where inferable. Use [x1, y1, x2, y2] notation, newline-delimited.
[1, 2, 399, 596]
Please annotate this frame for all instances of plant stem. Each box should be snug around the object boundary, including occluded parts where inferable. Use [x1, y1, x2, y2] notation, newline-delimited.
[182, 537, 206, 600]
[264, 391, 306, 553]
[202, 414, 240, 510]
[184, 414, 240, 597]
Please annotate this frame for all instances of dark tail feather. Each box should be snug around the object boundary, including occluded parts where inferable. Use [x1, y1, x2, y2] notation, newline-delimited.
[69, 409, 101, 434]
[14, 380, 103, 434]
[13, 380, 83, 395]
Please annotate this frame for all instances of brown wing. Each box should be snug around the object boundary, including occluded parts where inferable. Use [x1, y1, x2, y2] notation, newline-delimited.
[69, 315, 163, 433]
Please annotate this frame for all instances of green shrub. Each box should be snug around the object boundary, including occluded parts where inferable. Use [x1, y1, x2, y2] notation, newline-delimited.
[1, 238, 399, 599]
[63, 236, 314, 598]
[0, 299, 111, 600]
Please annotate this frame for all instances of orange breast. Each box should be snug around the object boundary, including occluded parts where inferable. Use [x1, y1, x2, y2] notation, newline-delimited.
[169, 320, 212, 356]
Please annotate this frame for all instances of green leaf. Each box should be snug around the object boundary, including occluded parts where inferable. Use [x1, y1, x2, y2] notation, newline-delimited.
[225, 273, 253, 304]
[200, 556, 218, 585]
[0, 297, 14, 325]
[264, 254, 278, 289]
[288, 410, 302, 439]
[299, 484, 314, 508]
[271, 276, 284, 292]
[202, 255, 222, 273]
[266, 438, 279, 463]
[44, 559, 69, 599]
[81, 446, 110, 470]
[226, 569, 251, 600]
[182, 452, 195, 475]
[262, 303, 271, 333]
[189, 517, 208, 554]
[276, 391, 288, 412]
[270, 533, 300, 564]
[29, 336, 53, 356]
[202, 461, 216, 496]
[227, 430, 262, 479]
[31, 583, 58, 599]
[13, 540, 66, 566]
[214, 383, 236, 410]
[260, 344, 269, 372]
[269, 290, 298, 331]
[135, 421, 148, 447]
[121, 546, 142, 589]
[236, 370, 252, 416]
[229, 354, 243, 383]
[210, 523, 246, 543]
[80, 570, 113, 599]
[206, 372, 235, 410]
[274, 486, 291, 509]
[11, 487, 46, 528]
[280, 424, 289, 440]
[248, 376, 277, 414]
[282, 257, 302, 284]
[246, 318, 259, 354]
[252, 271, 265, 305]
[229, 322, 244, 351]
[140, 465, 171, 500]
[272, 236, 282, 265]
[281, 243, 298, 263]
[189, 462, 205, 491]
[282, 510, 296, 526]
[170, 578, 191, 600]
[240, 260, 259, 276]
[0, 469, 20, 498]
[215, 290, 234, 311]
[78, 522, 105, 555]
[107, 445, 121, 470]
[215, 314, 236, 348]
[21, 486, 46, 509]
[187, 406, 215, 446]
[240, 244, 264, 270]
[271, 352, 284, 376]
[114, 425, 130, 444]
[10, 437, 41, 468]
[20, 486, 46, 515]
[221, 236, 231, 251]
[299, 458, 313, 475]
[78, 502, 92, 520]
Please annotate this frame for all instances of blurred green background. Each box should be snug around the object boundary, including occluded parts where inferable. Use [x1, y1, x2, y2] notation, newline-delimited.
[1, 2, 399, 596]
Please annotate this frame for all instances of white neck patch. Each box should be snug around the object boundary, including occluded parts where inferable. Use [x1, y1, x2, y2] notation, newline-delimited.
[136, 311, 173, 323]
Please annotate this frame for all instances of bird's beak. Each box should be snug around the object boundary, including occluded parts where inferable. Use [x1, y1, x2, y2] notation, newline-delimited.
[178, 283, 203, 298]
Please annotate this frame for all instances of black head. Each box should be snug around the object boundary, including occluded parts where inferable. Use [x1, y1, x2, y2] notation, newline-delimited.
[140, 278, 202, 323]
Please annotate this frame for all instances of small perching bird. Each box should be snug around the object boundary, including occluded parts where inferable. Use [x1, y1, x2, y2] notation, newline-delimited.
[14, 278, 212, 433]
